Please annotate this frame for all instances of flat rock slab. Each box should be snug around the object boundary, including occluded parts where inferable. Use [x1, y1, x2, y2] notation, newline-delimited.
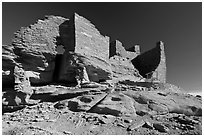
[31, 85, 109, 102]
[122, 90, 202, 116]
[54, 92, 107, 112]
[90, 93, 137, 117]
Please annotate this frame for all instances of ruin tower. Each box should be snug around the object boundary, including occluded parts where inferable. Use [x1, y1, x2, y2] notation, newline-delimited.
[131, 41, 166, 83]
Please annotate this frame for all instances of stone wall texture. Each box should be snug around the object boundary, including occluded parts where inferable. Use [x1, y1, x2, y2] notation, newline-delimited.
[131, 41, 166, 83]
[153, 41, 166, 83]
[110, 40, 140, 60]
[57, 13, 112, 83]
[110, 40, 127, 58]
[74, 13, 110, 60]
[11, 16, 67, 85]
[109, 55, 141, 80]
[126, 45, 140, 60]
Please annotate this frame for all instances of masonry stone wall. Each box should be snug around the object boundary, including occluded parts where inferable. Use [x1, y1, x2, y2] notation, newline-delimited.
[57, 13, 112, 83]
[153, 41, 166, 83]
[74, 13, 109, 60]
[11, 16, 67, 85]
[110, 40, 127, 58]
[110, 40, 140, 60]
[131, 41, 166, 83]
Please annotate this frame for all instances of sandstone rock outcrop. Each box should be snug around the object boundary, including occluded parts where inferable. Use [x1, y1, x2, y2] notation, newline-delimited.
[14, 66, 33, 104]
[12, 16, 67, 85]
[2, 45, 17, 88]
[123, 89, 202, 116]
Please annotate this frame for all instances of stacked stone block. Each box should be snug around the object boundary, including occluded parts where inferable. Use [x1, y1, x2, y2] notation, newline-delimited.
[153, 41, 166, 83]
[74, 13, 110, 60]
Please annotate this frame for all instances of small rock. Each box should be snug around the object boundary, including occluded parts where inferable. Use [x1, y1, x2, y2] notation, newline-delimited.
[127, 119, 145, 131]
[117, 123, 127, 128]
[175, 116, 196, 125]
[144, 120, 153, 129]
[6, 121, 11, 124]
[124, 119, 132, 123]
[186, 125, 195, 130]
[136, 110, 148, 116]
[32, 118, 44, 122]
[44, 115, 50, 120]
[63, 131, 72, 135]
[47, 119, 56, 122]
[153, 123, 168, 132]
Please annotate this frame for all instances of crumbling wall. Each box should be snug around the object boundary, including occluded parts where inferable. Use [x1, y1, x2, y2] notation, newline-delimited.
[110, 40, 127, 58]
[153, 41, 166, 83]
[131, 41, 166, 83]
[109, 40, 141, 80]
[109, 40, 140, 60]
[11, 16, 67, 85]
[126, 45, 140, 60]
[109, 55, 141, 80]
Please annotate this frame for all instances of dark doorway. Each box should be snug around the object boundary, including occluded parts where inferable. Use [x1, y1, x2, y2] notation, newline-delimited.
[53, 44, 65, 83]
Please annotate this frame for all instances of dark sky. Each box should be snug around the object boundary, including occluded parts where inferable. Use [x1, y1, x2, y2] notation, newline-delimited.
[2, 2, 202, 91]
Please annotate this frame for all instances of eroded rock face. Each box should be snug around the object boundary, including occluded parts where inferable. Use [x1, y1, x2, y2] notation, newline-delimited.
[2, 45, 17, 88]
[57, 52, 112, 84]
[12, 16, 67, 85]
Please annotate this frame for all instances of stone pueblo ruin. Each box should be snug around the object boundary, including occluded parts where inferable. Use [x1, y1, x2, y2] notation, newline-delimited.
[2, 13, 202, 135]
